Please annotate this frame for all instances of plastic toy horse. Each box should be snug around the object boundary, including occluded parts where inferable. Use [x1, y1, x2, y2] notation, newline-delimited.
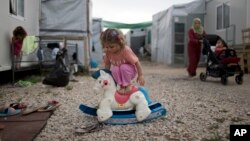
[93, 70, 151, 122]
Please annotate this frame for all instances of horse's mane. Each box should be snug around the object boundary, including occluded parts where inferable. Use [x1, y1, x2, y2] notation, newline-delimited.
[91, 69, 112, 79]
[92, 69, 117, 85]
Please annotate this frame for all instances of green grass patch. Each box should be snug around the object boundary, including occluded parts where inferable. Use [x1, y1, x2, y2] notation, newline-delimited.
[23, 75, 43, 84]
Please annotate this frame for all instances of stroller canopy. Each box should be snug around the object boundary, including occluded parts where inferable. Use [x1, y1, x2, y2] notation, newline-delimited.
[205, 34, 222, 46]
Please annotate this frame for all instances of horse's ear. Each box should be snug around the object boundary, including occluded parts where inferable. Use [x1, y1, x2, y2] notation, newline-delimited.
[91, 70, 100, 79]
[100, 70, 106, 76]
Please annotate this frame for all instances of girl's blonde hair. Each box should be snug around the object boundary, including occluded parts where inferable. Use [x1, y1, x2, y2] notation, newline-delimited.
[100, 28, 126, 49]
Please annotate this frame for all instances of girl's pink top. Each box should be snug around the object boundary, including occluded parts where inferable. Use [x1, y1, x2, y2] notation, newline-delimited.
[104, 46, 138, 66]
[12, 37, 23, 56]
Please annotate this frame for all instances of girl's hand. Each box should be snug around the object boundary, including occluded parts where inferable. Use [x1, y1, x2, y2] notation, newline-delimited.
[137, 75, 145, 86]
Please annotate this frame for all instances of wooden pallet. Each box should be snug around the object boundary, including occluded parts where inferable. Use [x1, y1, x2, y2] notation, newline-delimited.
[237, 53, 245, 71]
[245, 52, 250, 73]
[239, 28, 250, 73]
[242, 28, 250, 44]
[232, 44, 248, 72]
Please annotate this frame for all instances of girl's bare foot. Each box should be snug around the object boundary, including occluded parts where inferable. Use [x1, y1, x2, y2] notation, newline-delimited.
[124, 85, 132, 93]
[117, 86, 126, 94]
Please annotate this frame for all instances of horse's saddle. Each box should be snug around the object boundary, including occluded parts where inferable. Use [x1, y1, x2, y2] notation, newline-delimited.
[115, 86, 138, 104]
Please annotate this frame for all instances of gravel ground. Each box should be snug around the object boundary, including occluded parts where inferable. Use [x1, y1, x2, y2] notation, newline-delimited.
[0, 60, 249, 141]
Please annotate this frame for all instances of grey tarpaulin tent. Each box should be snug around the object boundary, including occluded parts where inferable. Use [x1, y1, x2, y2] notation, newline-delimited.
[90, 18, 103, 65]
[40, 0, 92, 68]
[151, 0, 205, 66]
[125, 27, 151, 56]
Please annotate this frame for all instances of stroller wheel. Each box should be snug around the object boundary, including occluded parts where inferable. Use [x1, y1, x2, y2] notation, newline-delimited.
[200, 72, 207, 81]
[235, 75, 243, 85]
[221, 75, 228, 85]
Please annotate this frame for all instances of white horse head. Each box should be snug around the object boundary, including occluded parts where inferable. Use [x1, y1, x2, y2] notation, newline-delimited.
[93, 70, 116, 96]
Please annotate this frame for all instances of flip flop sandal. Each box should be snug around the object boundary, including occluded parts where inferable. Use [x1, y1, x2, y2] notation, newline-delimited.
[37, 103, 61, 112]
[10, 102, 27, 109]
[0, 107, 21, 117]
[74, 123, 104, 134]
[22, 101, 60, 115]
[9, 103, 19, 109]
[21, 105, 47, 115]
[18, 103, 27, 109]
[0, 103, 9, 112]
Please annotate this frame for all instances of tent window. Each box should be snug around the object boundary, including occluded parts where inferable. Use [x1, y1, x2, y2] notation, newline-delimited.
[147, 31, 151, 44]
[9, 0, 24, 17]
[216, 3, 230, 30]
[223, 4, 230, 28]
[216, 5, 223, 30]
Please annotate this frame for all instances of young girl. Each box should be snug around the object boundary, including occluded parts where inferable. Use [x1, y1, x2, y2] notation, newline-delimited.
[214, 38, 228, 58]
[12, 26, 27, 69]
[100, 28, 145, 94]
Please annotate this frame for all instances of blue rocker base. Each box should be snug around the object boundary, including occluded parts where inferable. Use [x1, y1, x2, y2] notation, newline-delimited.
[79, 102, 167, 125]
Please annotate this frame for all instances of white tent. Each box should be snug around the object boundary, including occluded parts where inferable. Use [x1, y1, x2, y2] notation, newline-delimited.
[151, 0, 205, 65]
[39, 0, 92, 67]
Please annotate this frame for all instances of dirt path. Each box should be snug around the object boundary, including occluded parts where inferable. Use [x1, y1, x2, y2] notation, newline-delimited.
[0, 61, 249, 141]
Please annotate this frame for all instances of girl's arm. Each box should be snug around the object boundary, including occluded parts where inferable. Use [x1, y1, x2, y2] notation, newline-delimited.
[135, 61, 145, 86]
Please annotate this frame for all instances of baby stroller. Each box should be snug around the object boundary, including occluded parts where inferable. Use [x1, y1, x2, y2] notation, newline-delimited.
[200, 34, 244, 85]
